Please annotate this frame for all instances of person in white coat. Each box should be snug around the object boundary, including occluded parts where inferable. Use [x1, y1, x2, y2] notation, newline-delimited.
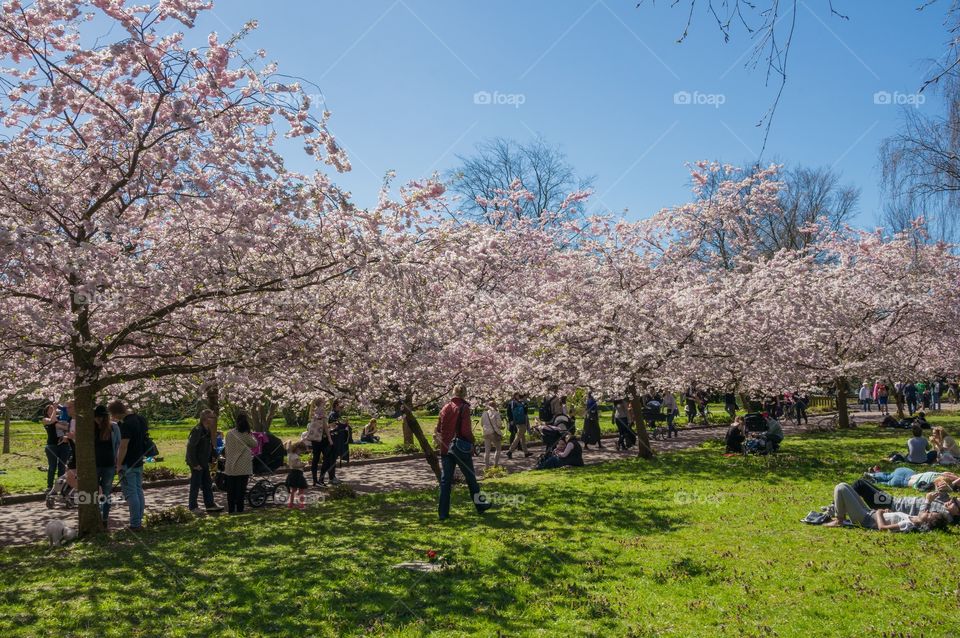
[859, 381, 872, 412]
[481, 399, 504, 467]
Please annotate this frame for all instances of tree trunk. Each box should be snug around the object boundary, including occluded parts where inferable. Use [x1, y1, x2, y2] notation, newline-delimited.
[629, 388, 654, 460]
[888, 378, 905, 419]
[2, 398, 10, 454]
[402, 391, 414, 446]
[73, 382, 102, 537]
[205, 382, 220, 417]
[401, 402, 441, 481]
[835, 377, 850, 429]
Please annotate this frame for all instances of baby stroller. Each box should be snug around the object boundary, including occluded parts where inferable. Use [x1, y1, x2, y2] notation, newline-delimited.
[643, 400, 670, 440]
[540, 415, 575, 454]
[45, 472, 78, 509]
[215, 431, 289, 508]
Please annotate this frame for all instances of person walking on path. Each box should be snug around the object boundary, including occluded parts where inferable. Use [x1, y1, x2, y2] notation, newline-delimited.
[874, 381, 889, 416]
[223, 412, 257, 514]
[505, 393, 521, 447]
[305, 399, 331, 487]
[932, 380, 943, 411]
[859, 382, 872, 412]
[662, 391, 679, 438]
[723, 392, 737, 420]
[435, 385, 491, 521]
[903, 382, 918, 416]
[506, 394, 532, 459]
[581, 391, 603, 449]
[185, 409, 223, 513]
[322, 399, 348, 485]
[110, 401, 149, 531]
[480, 399, 504, 467]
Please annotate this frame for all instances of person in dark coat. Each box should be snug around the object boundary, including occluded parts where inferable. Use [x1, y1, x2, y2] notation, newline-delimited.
[581, 391, 603, 449]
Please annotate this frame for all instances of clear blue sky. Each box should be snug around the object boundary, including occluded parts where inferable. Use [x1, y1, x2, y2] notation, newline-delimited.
[193, 1, 948, 226]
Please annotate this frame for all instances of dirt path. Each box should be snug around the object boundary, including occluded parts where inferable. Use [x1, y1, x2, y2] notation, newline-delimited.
[0, 416, 832, 547]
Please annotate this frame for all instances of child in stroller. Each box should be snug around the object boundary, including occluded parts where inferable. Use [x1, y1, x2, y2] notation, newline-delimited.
[536, 414, 575, 454]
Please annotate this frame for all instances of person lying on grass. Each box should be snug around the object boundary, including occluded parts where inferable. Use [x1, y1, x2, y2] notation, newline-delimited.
[824, 483, 948, 531]
[864, 467, 960, 491]
[849, 478, 958, 524]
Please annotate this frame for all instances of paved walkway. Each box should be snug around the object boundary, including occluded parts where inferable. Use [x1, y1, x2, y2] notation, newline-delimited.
[0, 416, 835, 546]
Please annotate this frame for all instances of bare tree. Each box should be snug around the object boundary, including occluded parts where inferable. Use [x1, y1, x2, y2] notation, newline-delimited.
[447, 137, 594, 227]
[766, 165, 860, 253]
[880, 75, 960, 241]
[692, 163, 859, 266]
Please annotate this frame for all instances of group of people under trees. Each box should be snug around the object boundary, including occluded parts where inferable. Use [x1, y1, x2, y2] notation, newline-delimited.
[38, 377, 960, 528]
[41, 399, 154, 530]
[858, 379, 958, 417]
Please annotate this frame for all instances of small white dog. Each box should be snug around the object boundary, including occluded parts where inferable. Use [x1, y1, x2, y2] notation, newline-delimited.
[45, 519, 78, 547]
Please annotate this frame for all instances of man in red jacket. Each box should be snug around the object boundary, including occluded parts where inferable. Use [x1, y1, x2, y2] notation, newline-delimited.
[435, 385, 491, 520]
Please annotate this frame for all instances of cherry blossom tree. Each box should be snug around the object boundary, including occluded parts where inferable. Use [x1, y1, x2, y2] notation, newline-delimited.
[0, 0, 365, 535]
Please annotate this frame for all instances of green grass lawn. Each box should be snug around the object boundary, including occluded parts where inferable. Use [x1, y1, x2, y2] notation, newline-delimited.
[0, 405, 739, 494]
[2, 426, 958, 637]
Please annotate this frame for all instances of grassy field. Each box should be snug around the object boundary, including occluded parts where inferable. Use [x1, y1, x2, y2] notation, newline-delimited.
[1, 426, 958, 637]
[0, 405, 739, 494]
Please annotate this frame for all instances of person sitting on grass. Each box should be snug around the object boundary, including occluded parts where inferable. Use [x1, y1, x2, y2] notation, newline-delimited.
[764, 413, 784, 453]
[888, 425, 936, 464]
[823, 482, 947, 531]
[930, 427, 960, 464]
[359, 418, 380, 444]
[536, 433, 584, 470]
[724, 416, 746, 454]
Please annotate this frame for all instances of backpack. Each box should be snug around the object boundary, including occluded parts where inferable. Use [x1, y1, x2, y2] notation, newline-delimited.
[511, 401, 526, 424]
[538, 398, 554, 423]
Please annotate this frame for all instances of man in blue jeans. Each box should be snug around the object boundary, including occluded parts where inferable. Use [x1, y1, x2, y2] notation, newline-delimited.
[435, 385, 492, 521]
[111, 400, 147, 530]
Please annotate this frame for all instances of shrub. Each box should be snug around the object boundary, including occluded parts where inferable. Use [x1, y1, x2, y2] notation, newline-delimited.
[391, 443, 419, 455]
[142, 466, 180, 482]
[481, 465, 508, 480]
[144, 505, 195, 528]
[326, 483, 357, 501]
